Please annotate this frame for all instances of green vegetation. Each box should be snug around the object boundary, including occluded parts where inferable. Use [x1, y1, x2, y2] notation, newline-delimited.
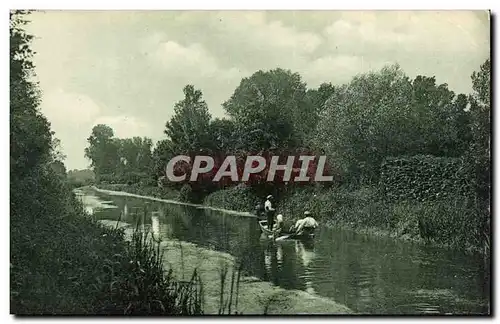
[204, 185, 484, 251]
[14, 9, 489, 314]
[204, 185, 259, 212]
[67, 169, 95, 188]
[379, 155, 471, 202]
[10, 11, 203, 315]
[87, 56, 490, 255]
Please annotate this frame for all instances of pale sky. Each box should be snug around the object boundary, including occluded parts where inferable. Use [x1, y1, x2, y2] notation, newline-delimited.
[25, 10, 490, 170]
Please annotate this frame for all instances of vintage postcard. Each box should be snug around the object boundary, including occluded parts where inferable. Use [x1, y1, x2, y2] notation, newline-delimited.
[10, 10, 491, 315]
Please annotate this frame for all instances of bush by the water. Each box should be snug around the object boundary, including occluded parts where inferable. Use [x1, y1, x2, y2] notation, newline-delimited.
[379, 155, 472, 202]
[10, 11, 203, 315]
[204, 185, 259, 213]
[203, 184, 486, 251]
[10, 164, 204, 314]
[98, 172, 155, 187]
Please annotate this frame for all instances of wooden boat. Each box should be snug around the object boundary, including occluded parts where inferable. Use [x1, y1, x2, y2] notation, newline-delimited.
[287, 232, 315, 240]
[275, 232, 315, 241]
[258, 220, 282, 237]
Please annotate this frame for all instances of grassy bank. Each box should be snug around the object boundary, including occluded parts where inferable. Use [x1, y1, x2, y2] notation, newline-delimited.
[207, 186, 488, 254]
[10, 190, 202, 315]
[99, 219, 353, 315]
[98, 183, 181, 201]
[93, 183, 488, 254]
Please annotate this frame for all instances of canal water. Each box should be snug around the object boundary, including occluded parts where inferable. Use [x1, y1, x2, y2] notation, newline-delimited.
[77, 188, 490, 315]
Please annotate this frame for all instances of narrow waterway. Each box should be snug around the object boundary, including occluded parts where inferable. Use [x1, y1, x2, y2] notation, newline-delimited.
[77, 188, 490, 315]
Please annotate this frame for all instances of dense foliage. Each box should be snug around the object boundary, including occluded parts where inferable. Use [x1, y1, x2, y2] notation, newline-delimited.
[379, 155, 471, 202]
[10, 11, 202, 315]
[85, 124, 154, 184]
[315, 65, 472, 185]
[81, 24, 489, 254]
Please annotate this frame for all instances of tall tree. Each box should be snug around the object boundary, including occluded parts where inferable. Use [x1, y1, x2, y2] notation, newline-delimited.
[164, 85, 212, 155]
[84, 124, 120, 178]
[468, 59, 491, 202]
[152, 139, 175, 179]
[116, 137, 153, 175]
[208, 118, 237, 154]
[10, 10, 53, 180]
[306, 82, 336, 115]
[316, 64, 413, 183]
[223, 68, 315, 151]
[316, 64, 470, 184]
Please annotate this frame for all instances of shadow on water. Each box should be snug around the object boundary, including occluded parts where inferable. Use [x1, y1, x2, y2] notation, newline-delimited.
[87, 189, 490, 315]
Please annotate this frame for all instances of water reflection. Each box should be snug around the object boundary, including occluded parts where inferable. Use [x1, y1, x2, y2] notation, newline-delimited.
[151, 212, 160, 241]
[263, 242, 284, 285]
[295, 240, 316, 294]
[87, 191, 489, 315]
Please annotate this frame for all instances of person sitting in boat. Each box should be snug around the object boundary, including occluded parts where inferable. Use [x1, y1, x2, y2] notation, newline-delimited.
[264, 195, 276, 230]
[290, 211, 318, 236]
[273, 214, 284, 231]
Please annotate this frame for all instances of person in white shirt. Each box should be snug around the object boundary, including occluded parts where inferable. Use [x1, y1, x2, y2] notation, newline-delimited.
[264, 195, 276, 230]
[273, 214, 284, 231]
[290, 211, 319, 236]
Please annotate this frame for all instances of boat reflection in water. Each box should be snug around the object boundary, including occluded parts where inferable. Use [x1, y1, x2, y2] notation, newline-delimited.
[264, 243, 283, 272]
[261, 241, 284, 284]
[295, 240, 316, 295]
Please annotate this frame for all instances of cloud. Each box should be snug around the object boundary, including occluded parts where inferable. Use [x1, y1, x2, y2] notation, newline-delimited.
[323, 11, 489, 55]
[40, 89, 102, 127]
[92, 115, 155, 139]
[304, 55, 394, 85]
[24, 11, 489, 170]
[140, 33, 248, 104]
[151, 40, 237, 79]
[214, 12, 323, 55]
[38, 89, 104, 169]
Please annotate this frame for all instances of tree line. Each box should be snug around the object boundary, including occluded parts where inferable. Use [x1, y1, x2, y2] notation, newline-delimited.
[86, 60, 490, 208]
[10, 11, 204, 314]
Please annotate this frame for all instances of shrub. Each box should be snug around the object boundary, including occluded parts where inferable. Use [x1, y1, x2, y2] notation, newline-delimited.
[204, 185, 259, 213]
[379, 155, 472, 202]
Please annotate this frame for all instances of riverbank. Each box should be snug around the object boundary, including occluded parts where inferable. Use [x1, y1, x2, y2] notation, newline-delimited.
[98, 219, 354, 314]
[95, 184, 488, 255]
[11, 188, 202, 315]
[207, 186, 488, 255]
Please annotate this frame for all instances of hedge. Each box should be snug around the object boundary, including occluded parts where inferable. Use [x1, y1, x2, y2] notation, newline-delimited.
[379, 155, 472, 202]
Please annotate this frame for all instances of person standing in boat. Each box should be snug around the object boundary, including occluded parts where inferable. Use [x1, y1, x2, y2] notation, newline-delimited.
[264, 195, 276, 231]
[290, 211, 318, 236]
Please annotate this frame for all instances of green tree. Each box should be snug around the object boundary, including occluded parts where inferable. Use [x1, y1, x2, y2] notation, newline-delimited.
[164, 85, 212, 155]
[116, 136, 153, 175]
[152, 139, 174, 178]
[316, 64, 470, 185]
[306, 82, 336, 115]
[468, 58, 491, 202]
[208, 118, 237, 154]
[84, 124, 120, 180]
[316, 64, 413, 183]
[10, 10, 53, 180]
[223, 68, 315, 151]
[410, 75, 469, 156]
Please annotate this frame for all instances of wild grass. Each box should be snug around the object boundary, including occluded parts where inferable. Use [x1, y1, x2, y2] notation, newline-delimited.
[10, 192, 204, 315]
